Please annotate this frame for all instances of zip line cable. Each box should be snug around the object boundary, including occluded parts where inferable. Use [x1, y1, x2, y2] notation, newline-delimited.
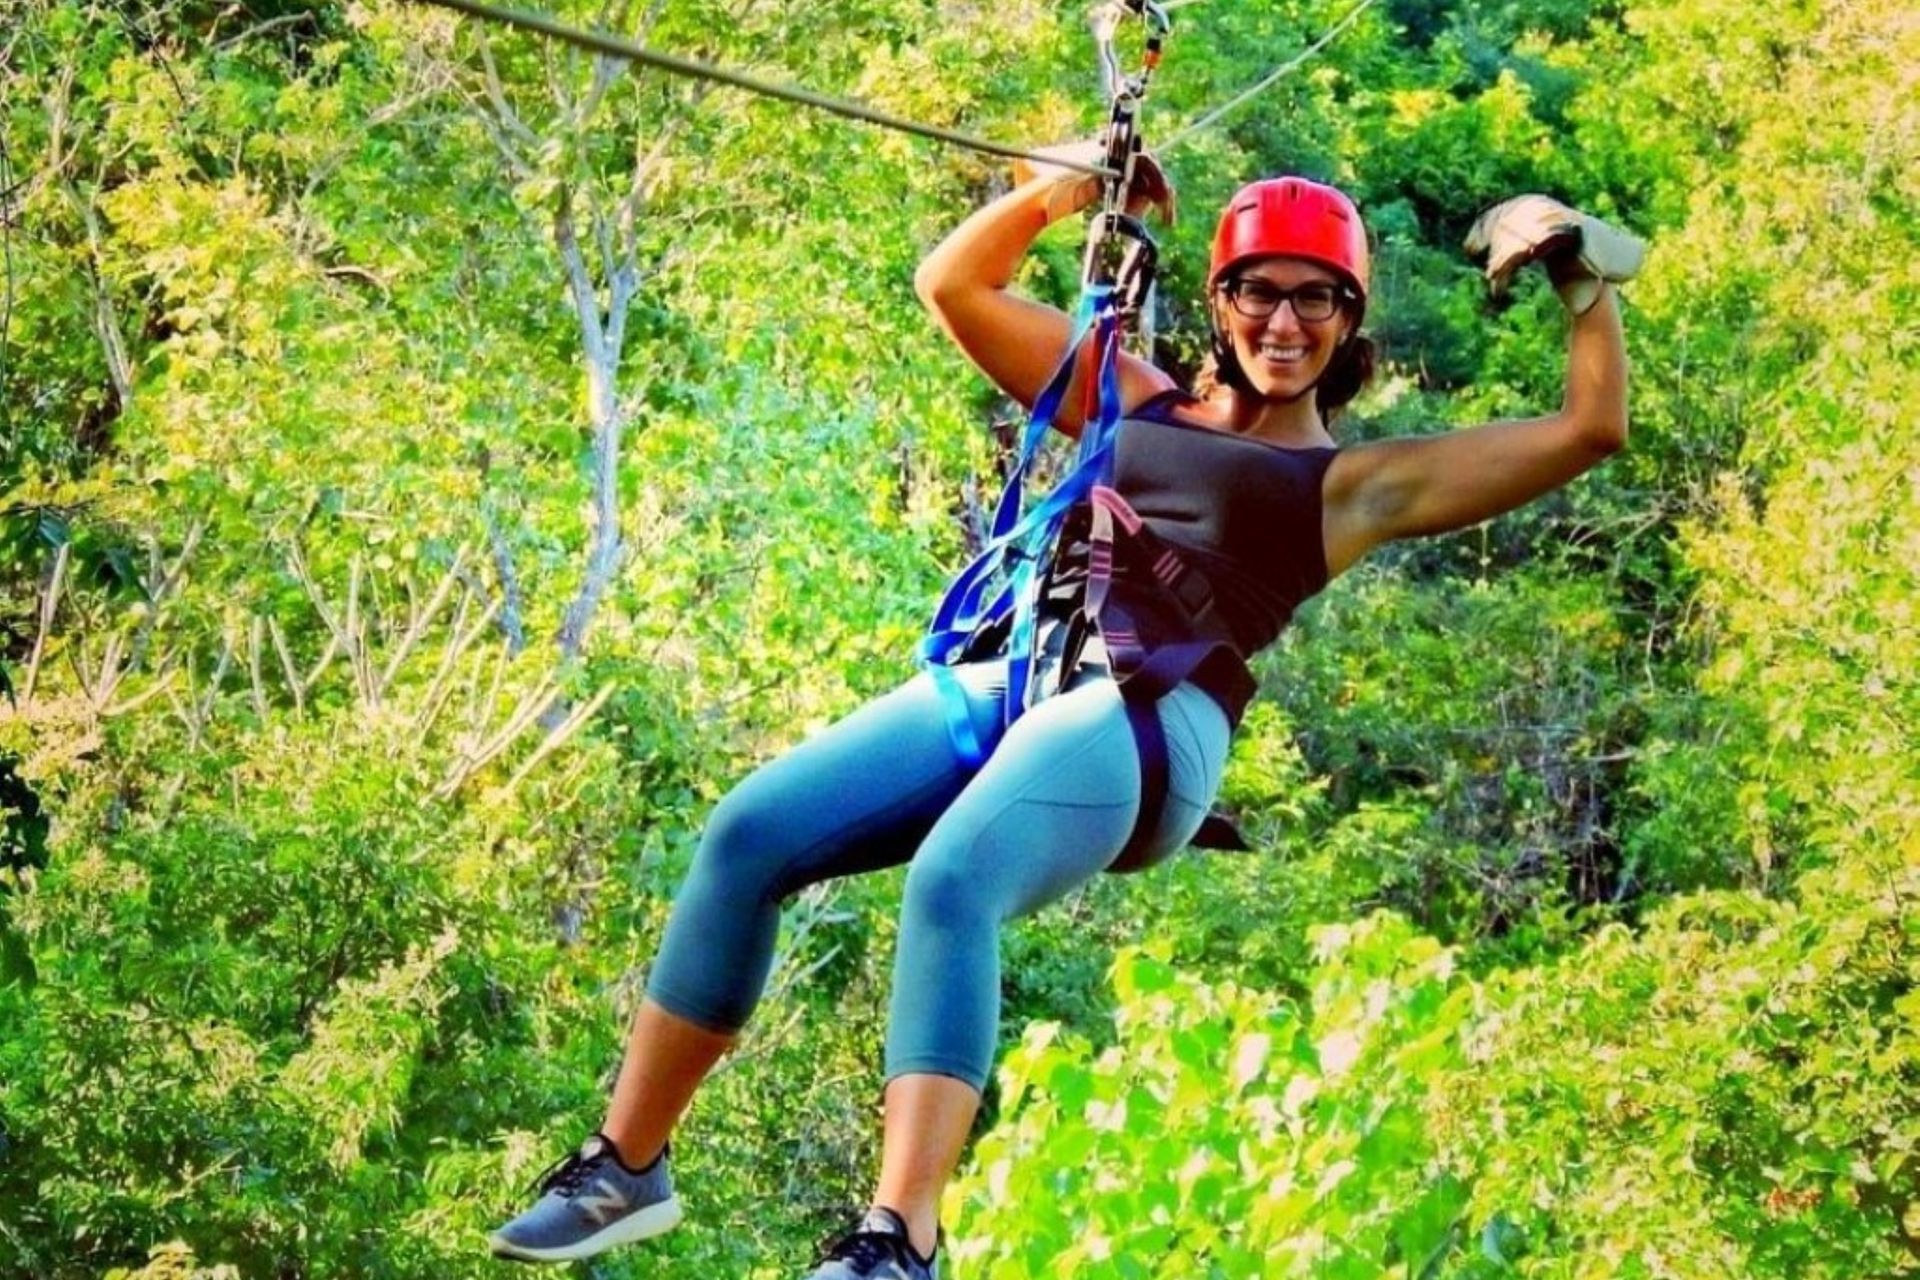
[1159, 0, 1382, 153]
[1168, 0, 1383, 147]
[411, 0, 1377, 189]
[408, 0, 1120, 178]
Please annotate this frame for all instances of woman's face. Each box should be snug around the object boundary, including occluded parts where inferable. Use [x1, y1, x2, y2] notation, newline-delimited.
[1212, 257, 1355, 402]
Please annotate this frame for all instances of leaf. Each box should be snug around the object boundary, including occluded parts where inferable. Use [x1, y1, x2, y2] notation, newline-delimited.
[1481, 1211, 1525, 1264]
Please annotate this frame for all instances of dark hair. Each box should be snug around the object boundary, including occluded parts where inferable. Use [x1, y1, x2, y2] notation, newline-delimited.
[1195, 325, 1377, 423]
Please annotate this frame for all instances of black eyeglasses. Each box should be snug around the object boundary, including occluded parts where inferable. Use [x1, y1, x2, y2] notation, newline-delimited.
[1220, 278, 1350, 323]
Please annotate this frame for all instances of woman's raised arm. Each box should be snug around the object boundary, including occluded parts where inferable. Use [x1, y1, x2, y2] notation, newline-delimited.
[915, 161, 1175, 436]
[1322, 200, 1640, 574]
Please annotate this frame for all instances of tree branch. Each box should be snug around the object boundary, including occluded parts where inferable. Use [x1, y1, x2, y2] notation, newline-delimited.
[479, 31, 541, 150]
[210, 11, 317, 53]
[78, 193, 133, 406]
[377, 543, 471, 698]
[479, 496, 528, 654]
[553, 190, 609, 366]
[500, 679, 616, 797]
[23, 541, 69, 706]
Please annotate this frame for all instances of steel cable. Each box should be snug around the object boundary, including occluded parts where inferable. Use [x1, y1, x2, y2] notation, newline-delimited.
[1159, 0, 1383, 154]
[408, 0, 1122, 177]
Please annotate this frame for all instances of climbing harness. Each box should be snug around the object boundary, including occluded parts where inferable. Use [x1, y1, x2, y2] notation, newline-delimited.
[917, 2, 1252, 868]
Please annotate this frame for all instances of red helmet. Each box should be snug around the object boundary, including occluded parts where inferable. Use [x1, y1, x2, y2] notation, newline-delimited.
[1208, 177, 1370, 306]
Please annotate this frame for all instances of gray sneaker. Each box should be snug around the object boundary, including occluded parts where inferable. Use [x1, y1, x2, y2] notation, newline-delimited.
[488, 1134, 682, 1264]
[805, 1207, 940, 1280]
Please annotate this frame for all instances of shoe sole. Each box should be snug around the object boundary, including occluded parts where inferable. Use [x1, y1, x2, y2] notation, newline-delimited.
[488, 1195, 684, 1264]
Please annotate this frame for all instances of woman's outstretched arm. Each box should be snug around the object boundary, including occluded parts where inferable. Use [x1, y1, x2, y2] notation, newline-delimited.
[1323, 277, 1629, 574]
[915, 165, 1174, 435]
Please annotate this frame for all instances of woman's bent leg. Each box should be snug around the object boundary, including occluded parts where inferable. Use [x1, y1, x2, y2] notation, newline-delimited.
[871, 677, 1230, 1255]
[605, 667, 1005, 1158]
[643, 667, 1003, 1033]
[869, 679, 1139, 1257]
[884, 676, 1145, 1089]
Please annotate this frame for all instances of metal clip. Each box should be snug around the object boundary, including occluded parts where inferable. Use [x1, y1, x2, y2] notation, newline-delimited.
[1082, 211, 1159, 329]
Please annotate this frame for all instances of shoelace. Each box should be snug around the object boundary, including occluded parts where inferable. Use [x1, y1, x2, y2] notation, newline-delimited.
[823, 1228, 916, 1273]
[529, 1147, 607, 1199]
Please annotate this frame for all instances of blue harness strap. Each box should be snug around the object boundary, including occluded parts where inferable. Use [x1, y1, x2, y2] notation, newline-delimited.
[919, 285, 1128, 767]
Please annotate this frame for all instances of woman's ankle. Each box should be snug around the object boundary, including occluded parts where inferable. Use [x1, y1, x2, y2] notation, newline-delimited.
[602, 1131, 667, 1173]
[876, 1203, 939, 1263]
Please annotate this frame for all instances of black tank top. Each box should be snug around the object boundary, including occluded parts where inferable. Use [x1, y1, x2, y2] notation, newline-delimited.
[1112, 388, 1339, 658]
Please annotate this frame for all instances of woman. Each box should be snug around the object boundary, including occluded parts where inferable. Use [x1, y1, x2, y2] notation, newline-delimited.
[488, 156, 1637, 1277]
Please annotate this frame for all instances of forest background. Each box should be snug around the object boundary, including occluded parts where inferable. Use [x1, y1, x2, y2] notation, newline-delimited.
[0, 0, 1914, 1276]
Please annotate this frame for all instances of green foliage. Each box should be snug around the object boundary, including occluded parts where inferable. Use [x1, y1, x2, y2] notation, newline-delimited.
[1440, 861, 1920, 1278]
[1, 0, 1916, 1275]
[949, 916, 1474, 1278]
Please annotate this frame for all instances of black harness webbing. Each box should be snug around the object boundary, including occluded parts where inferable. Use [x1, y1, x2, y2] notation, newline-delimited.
[1110, 693, 1253, 874]
[1116, 697, 1171, 874]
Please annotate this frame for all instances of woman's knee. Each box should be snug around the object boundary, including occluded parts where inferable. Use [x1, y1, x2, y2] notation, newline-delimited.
[689, 781, 806, 903]
[900, 843, 998, 931]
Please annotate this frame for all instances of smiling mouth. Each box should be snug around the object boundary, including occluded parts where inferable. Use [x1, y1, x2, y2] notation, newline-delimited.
[1255, 343, 1309, 365]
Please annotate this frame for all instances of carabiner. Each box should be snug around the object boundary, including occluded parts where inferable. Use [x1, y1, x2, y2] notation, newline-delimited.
[1082, 210, 1159, 330]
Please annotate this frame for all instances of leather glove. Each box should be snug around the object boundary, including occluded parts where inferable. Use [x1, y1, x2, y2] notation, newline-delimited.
[1464, 194, 1646, 315]
[1014, 139, 1176, 228]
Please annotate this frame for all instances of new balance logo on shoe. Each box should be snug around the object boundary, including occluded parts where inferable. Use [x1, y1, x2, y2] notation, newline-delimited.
[576, 1179, 632, 1226]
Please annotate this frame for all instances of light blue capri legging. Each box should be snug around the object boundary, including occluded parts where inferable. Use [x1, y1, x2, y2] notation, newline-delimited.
[643, 659, 1232, 1092]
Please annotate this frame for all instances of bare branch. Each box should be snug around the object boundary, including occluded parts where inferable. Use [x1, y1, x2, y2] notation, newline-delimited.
[146, 516, 207, 602]
[454, 79, 537, 181]
[198, 631, 235, 726]
[480, 498, 528, 654]
[634, 0, 670, 44]
[414, 592, 503, 740]
[377, 543, 470, 697]
[345, 556, 377, 708]
[210, 11, 316, 53]
[435, 674, 565, 798]
[165, 685, 202, 752]
[620, 106, 692, 253]
[500, 679, 616, 796]
[23, 541, 69, 705]
[267, 617, 305, 716]
[78, 194, 133, 406]
[323, 263, 391, 296]
[554, 191, 609, 366]
[89, 629, 128, 712]
[103, 666, 180, 718]
[575, 37, 629, 131]
[169, 633, 236, 752]
[287, 540, 347, 649]
[479, 31, 541, 148]
[474, 642, 509, 736]
[247, 615, 269, 719]
[302, 628, 342, 696]
[595, 203, 619, 304]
